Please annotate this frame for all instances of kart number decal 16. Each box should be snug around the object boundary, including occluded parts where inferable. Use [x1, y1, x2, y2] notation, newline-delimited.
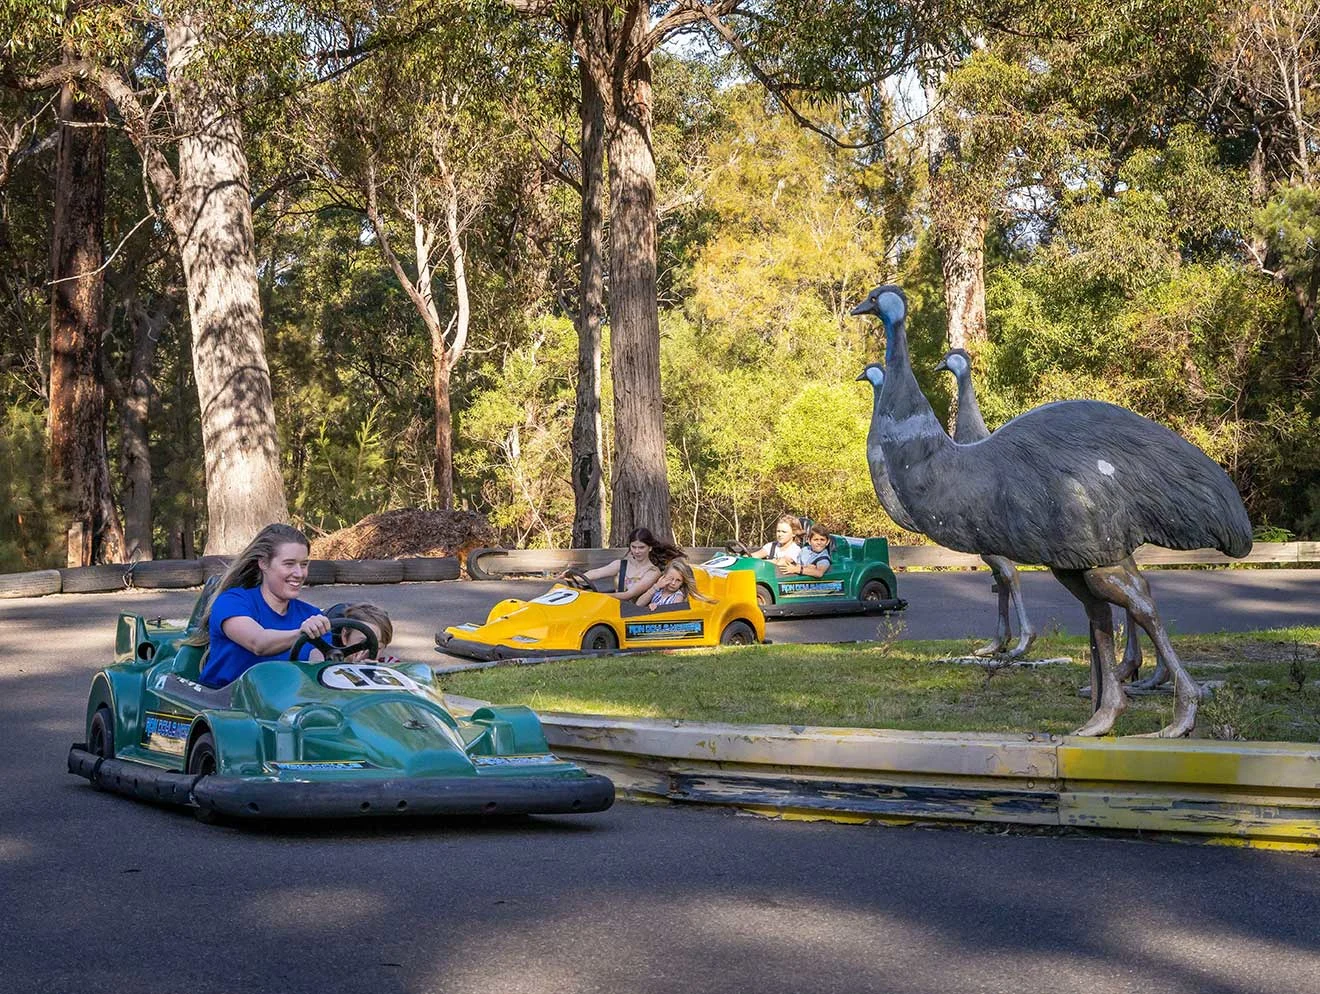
[320, 664, 421, 692]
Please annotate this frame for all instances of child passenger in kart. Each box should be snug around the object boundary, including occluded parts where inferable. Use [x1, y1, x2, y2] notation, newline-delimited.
[783, 524, 832, 578]
[186, 523, 331, 688]
[336, 602, 399, 664]
[636, 559, 713, 611]
[558, 527, 684, 602]
[749, 514, 805, 568]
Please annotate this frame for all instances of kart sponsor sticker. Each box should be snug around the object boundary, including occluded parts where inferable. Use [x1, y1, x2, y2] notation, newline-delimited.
[264, 760, 374, 773]
[141, 710, 191, 757]
[532, 588, 580, 606]
[472, 753, 562, 767]
[624, 619, 705, 642]
[319, 663, 422, 692]
[780, 580, 846, 596]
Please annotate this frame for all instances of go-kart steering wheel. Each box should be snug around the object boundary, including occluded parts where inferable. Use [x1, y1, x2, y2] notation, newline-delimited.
[289, 617, 380, 662]
[725, 541, 750, 556]
[559, 567, 596, 591]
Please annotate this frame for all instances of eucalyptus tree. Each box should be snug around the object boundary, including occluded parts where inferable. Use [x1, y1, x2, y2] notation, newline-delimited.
[2, 2, 315, 553]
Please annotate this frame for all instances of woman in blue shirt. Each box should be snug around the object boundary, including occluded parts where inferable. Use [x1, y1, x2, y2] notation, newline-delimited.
[184, 523, 331, 687]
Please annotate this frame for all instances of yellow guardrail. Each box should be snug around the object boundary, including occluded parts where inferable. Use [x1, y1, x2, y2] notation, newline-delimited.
[519, 712, 1320, 851]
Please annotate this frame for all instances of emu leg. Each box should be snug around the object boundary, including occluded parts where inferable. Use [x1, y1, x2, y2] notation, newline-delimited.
[973, 556, 1012, 656]
[1086, 558, 1198, 737]
[1052, 568, 1125, 736]
[1116, 613, 1143, 682]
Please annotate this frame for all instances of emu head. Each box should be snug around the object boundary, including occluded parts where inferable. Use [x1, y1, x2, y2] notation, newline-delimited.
[856, 363, 885, 390]
[851, 285, 907, 365]
[934, 348, 972, 380]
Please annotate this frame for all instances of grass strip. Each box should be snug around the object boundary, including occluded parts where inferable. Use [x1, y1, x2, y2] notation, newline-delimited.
[443, 627, 1320, 742]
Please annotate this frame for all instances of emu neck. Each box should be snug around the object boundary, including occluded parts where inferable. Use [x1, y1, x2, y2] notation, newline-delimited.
[953, 372, 989, 443]
[879, 319, 951, 467]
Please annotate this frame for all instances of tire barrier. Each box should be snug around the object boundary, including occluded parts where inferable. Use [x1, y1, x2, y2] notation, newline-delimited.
[0, 569, 62, 599]
[466, 546, 726, 580]
[400, 556, 461, 582]
[59, 564, 134, 593]
[305, 560, 337, 586]
[200, 556, 231, 579]
[332, 559, 406, 584]
[513, 710, 1320, 851]
[130, 560, 205, 589]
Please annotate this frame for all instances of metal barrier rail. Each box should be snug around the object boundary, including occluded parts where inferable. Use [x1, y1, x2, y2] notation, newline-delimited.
[528, 712, 1320, 851]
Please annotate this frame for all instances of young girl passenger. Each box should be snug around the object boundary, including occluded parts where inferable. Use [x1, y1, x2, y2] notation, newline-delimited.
[635, 559, 713, 611]
[750, 514, 805, 568]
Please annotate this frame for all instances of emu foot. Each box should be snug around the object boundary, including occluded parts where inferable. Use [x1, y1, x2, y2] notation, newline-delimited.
[1004, 630, 1037, 660]
[1115, 656, 1141, 682]
[972, 639, 1007, 658]
[1129, 664, 1172, 691]
[1072, 701, 1126, 737]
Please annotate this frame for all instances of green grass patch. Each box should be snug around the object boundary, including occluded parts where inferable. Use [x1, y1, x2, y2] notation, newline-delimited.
[444, 627, 1320, 741]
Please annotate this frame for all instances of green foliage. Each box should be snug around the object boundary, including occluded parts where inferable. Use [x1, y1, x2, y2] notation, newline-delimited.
[0, 405, 60, 571]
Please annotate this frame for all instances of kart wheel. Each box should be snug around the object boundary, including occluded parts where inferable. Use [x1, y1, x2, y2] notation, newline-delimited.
[755, 583, 774, 608]
[187, 731, 218, 777]
[860, 578, 891, 603]
[719, 620, 757, 646]
[89, 706, 115, 759]
[581, 625, 618, 653]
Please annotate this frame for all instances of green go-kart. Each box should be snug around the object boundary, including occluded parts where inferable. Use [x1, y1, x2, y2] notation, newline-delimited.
[67, 588, 613, 821]
[700, 533, 906, 619]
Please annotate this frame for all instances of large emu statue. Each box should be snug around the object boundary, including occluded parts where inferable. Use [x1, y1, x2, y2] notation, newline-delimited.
[853, 285, 1252, 737]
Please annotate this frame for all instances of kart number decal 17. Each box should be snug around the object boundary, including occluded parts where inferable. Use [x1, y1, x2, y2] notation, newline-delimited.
[319, 664, 421, 692]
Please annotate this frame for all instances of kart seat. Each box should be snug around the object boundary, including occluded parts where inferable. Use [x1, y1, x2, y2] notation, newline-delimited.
[159, 673, 234, 711]
[171, 643, 206, 681]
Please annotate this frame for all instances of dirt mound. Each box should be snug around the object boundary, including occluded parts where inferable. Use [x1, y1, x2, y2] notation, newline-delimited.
[310, 509, 496, 563]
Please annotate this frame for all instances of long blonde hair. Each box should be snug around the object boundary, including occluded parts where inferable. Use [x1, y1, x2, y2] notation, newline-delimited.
[183, 523, 311, 647]
[655, 559, 713, 604]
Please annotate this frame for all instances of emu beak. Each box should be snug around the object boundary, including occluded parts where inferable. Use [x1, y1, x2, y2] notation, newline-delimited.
[934, 357, 948, 373]
[855, 369, 868, 381]
[850, 298, 876, 316]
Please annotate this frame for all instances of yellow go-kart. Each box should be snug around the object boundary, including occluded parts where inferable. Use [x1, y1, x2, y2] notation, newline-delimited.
[436, 564, 766, 660]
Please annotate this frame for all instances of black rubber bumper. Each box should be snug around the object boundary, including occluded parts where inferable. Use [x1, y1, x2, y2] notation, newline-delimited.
[69, 746, 615, 819]
[761, 597, 907, 619]
[435, 632, 580, 661]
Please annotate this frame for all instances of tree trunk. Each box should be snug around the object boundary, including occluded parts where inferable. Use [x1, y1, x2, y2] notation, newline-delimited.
[110, 293, 169, 561]
[603, 12, 673, 545]
[936, 210, 988, 351]
[48, 78, 125, 566]
[165, 19, 287, 554]
[571, 61, 606, 548]
[432, 344, 454, 509]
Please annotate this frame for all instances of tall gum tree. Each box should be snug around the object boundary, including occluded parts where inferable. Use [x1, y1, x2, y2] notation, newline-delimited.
[11, 7, 290, 554]
[48, 77, 126, 564]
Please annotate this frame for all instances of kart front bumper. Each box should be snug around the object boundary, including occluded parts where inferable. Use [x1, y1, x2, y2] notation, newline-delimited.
[68, 746, 614, 819]
[761, 597, 907, 619]
[435, 632, 583, 661]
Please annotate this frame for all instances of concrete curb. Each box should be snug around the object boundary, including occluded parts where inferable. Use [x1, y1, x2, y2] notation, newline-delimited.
[441, 695, 1320, 851]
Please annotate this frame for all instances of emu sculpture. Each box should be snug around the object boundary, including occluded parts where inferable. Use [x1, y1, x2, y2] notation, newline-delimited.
[937, 348, 1171, 681]
[853, 285, 1252, 737]
[934, 349, 1037, 659]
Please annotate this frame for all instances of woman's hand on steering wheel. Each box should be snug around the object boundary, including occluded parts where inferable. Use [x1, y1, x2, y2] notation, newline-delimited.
[725, 541, 750, 556]
[559, 567, 596, 591]
[289, 617, 380, 662]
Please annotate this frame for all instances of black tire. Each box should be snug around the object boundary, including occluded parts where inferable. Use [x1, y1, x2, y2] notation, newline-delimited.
[581, 624, 619, 652]
[333, 559, 405, 584]
[305, 560, 337, 586]
[400, 556, 461, 582]
[755, 583, 774, 608]
[719, 620, 757, 646]
[860, 578, 891, 603]
[200, 555, 231, 579]
[59, 564, 129, 594]
[0, 569, 61, 599]
[188, 731, 217, 776]
[131, 559, 205, 589]
[89, 706, 115, 759]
